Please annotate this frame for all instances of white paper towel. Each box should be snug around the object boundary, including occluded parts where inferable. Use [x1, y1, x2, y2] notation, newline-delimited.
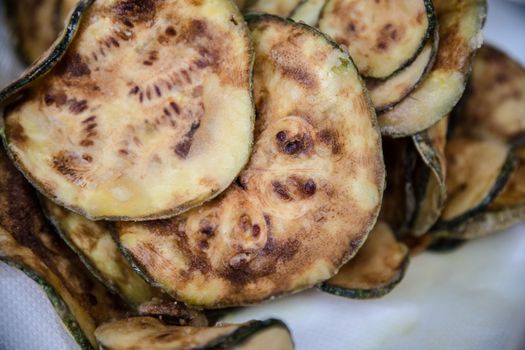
[0, 1, 524, 349]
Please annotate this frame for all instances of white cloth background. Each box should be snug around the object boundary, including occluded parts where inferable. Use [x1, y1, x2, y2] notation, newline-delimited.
[1, 1, 524, 349]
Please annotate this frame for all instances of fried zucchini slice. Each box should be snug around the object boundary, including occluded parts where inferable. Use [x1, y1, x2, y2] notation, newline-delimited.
[4, 0, 76, 64]
[1, 0, 254, 220]
[367, 32, 438, 112]
[95, 317, 294, 350]
[434, 145, 525, 239]
[319, 222, 409, 299]
[455, 45, 525, 143]
[290, 0, 326, 26]
[116, 15, 384, 308]
[41, 199, 162, 306]
[319, 0, 435, 79]
[379, 0, 486, 137]
[244, 0, 302, 16]
[408, 116, 448, 235]
[0, 149, 125, 349]
[434, 137, 515, 230]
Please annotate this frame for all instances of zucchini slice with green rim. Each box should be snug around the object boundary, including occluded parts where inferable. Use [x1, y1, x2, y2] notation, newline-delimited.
[94, 317, 294, 350]
[1, 0, 254, 221]
[455, 45, 525, 143]
[319, 222, 409, 299]
[244, 0, 302, 16]
[116, 15, 384, 308]
[319, 0, 436, 80]
[40, 198, 162, 307]
[409, 116, 448, 235]
[290, 0, 326, 26]
[0, 149, 125, 350]
[433, 137, 515, 230]
[379, 0, 487, 137]
[4, 0, 77, 64]
[367, 30, 438, 113]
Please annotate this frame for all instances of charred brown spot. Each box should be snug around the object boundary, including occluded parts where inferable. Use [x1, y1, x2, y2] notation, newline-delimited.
[114, 0, 157, 24]
[283, 140, 302, 155]
[56, 53, 91, 78]
[186, 20, 211, 40]
[175, 122, 201, 159]
[82, 115, 96, 124]
[318, 129, 341, 154]
[80, 139, 94, 147]
[271, 45, 318, 89]
[198, 240, 209, 250]
[82, 154, 93, 162]
[276, 131, 287, 142]
[165, 26, 176, 36]
[43, 90, 67, 107]
[85, 293, 98, 306]
[52, 151, 86, 184]
[69, 99, 88, 114]
[303, 179, 317, 196]
[272, 181, 291, 200]
[375, 24, 401, 52]
[252, 225, 261, 238]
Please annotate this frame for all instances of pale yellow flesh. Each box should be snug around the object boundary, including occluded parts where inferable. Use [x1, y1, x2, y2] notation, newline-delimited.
[245, 0, 302, 16]
[290, 0, 327, 26]
[319, 0, 429, 79]
[379, 0, 486, 136]
[458, 45, 525, 142]
[368, 39, 434, 111]
[42, 199, 158, 305]
[94, 317, 293, 350]
[441, 137, 509, 221]
[117, 17, 384, 308]
[326, 222, 407, 290]
[5, 0, 254, 220]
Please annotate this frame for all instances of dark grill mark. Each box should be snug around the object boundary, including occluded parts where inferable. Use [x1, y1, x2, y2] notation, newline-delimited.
[174, 122, 200, 159]
[272, 181, 291, 200]
[56, 53, 91, 78]
[69, 99, 88, 114]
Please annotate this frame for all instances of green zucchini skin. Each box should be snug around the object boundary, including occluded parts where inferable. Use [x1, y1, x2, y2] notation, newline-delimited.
[379, 0, 487, 137]
[318, 256, 409, 299]
[432, 150, 516, 231]
[0, 259, 93, 350]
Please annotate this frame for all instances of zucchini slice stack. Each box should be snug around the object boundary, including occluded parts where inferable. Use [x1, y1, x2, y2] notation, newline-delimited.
[116, 15, 384, 308]
[2, 0, 254, 221]
[94, 317, 294, 350]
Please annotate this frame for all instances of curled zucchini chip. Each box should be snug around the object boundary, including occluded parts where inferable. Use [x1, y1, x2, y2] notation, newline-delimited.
[456, 45, 525, 143]
[408, 116, 448, 235]
[0, 149, 125, 350]
[319, 222, 409, 299]
[290, 0, 326, 26]
[41, 199, 161, 307]
[367, 31, 438, 112]
[319, 0, 436, 79]
[434, 137, 515, 230]
[379, 0, 487, 137]
[434, 145, 525, 240]
[244, 0, 301, 16]
[2, 0, 254, 220]
[116, 15, 384, 308]
[95, 317, 294, 350]
[4, 0, 77, 63]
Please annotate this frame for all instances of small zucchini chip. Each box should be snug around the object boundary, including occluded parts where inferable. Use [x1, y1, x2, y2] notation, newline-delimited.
[319, 222, 409, 299]
[455, 45, 525, 143]
[41, 198, 161, 307]
[1, 0, 254, 220]
[244, 0, 302, 16]
[367, 31, 438, 112]
[4, 0, 76, 64]
[379, 0, 486, 137]
[290, 0, 326, 26]
[318, 0, 436, 79]
[433, 137, 515, 230]
[116, 15, 384, 308]
[408, 116, 448, 235]
[95, 317, 294, 350]
[0, 149, 125, 350]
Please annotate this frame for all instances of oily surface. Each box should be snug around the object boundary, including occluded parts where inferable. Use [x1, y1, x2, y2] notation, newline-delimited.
[117, 16, 384, 307]
[4, 0, 254, 220]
